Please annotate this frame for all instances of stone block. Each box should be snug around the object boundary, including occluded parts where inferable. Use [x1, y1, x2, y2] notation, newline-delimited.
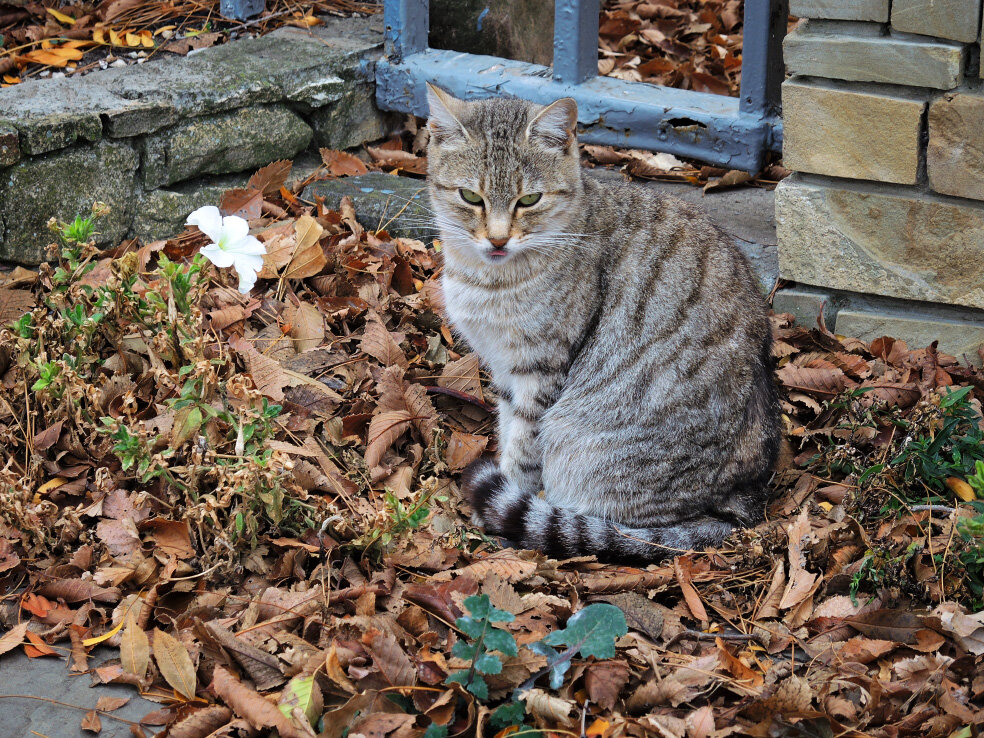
[776, 175, 984, 310]
[142, 105, 312, 189]
[782, 79, 924, 185]
[308, 82, 396, 150]
[303, 172, 434, 242]
[0, 141, 138, 264]
[131, 175, 247, 243]
[835, 309, 984, 365]
[103, 99, 178, 138]
[772, 286, 836, 328]
[0, 125, 19, 167]
[784, 21, 965, 89]
[788, 0, 888, 21]
[891, 0, 982, 44]
[928, 91, 984, 202]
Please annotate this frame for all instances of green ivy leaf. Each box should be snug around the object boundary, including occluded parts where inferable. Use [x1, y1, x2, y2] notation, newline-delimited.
[473, 652, 503, 675]
[490, 700, 527, 730]
[451, 639, 478, 661]
[455, 615, 484, 640]
[541, 603, 627, 659]
[483, 628, 518, 657]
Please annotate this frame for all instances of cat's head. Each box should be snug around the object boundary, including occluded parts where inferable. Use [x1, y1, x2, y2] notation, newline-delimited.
[425, 85, 583, 265]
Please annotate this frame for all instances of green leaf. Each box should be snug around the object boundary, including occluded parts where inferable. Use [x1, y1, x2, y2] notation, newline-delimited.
[483, 628, 518, 657]
[278, 674, 319, 727]
[451, 639, 478, 661]
[424, 724, 449, 738]
[463, 594, 491, 620]
[490, 701, 527, 730]
[473, 652, 503, 675]
[541, 603, 627, 659]
[455, 615, 485, 640]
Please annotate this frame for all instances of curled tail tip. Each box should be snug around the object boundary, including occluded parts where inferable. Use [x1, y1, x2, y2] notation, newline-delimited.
[461, 457, 504, 514]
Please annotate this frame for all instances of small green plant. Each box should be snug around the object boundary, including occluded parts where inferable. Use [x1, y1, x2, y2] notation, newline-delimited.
[446, 594, 517, 700]
[445, 597, 628, 733]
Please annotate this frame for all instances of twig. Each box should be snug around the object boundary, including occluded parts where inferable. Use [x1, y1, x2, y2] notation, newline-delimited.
[0, 696, 139, 726]
[424, 385, 494, 413]
[910, 504, 956, 514]
[665, 629, 764, 648]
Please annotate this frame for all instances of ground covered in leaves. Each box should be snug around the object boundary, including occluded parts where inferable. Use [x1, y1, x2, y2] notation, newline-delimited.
[1, 160, 983, 738]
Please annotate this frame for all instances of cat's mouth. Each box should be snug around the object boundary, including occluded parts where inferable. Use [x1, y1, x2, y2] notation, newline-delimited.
[488, 249, 508, 260]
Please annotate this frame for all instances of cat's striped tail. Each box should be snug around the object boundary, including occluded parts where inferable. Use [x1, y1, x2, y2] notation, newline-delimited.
[463, 459, 740, 564]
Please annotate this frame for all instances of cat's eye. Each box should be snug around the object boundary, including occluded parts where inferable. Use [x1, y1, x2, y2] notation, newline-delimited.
[517, 192, 542, 207]
[459, 188, 484, 206]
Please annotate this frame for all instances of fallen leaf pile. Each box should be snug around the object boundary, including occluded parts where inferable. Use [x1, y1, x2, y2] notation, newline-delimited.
[0, 0, 376, 84]
[0, 161, 983, 737]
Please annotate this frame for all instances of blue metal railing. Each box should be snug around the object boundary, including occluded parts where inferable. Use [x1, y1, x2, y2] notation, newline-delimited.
[376, 0, 787, 172]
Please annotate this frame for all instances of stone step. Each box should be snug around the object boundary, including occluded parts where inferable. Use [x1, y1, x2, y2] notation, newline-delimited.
[783, 20, 965, 90]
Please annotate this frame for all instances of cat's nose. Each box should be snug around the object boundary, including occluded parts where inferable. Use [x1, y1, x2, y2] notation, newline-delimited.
[489, 237, 509, 248]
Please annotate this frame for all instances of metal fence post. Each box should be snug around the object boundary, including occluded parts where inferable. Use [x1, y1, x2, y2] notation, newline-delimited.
[553, 0, 600, 84]
[738, 0, 788, 121]
[384, 0, 429, 61]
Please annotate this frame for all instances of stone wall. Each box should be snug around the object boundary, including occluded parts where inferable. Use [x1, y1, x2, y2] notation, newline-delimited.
[0, 16, 394, 264]
[776, 0, 984, 362]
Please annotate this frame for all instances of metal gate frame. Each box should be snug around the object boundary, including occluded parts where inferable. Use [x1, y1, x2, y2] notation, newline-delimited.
[375, 0, 787, 172]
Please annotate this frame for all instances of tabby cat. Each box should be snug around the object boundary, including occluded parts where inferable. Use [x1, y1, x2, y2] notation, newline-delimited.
[426, 84, 781, 563]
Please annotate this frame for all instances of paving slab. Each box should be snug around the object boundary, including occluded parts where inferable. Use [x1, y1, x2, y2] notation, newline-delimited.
[0, 646, 161, 737]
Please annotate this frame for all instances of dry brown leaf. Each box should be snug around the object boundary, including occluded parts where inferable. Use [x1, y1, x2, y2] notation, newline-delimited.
[522, 688, 575, 725]
[445, 430, 488, 472]
[585, 659, 630, 710]
[366, 410, 414, 470]
[153, 628, 197, 701]
[361, 319, 409, 369]
[120, 610, 149, 680]
[81, 709, 102, 733]
[779, 508, 818, 611]
[686, 705, 715, 738]
[674, 556, 708, 622]
[291, 302, 325, 353]
[363, 628, 416, 688]
[283, 215, 327, 280]
[248, 160, 293, 195]
[0, 622, 29, 658]
[228, 333, 290, 401]
[164, 706, 233, 738]
[211, 665, 308, 738]
[438, 352, 484, 403]
[0, 287, 34, 324]
[320, 148, 370, 177]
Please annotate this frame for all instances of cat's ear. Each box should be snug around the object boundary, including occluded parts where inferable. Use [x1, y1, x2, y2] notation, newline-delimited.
[426, 83, 470, 144]
[526, 98, 578, 151]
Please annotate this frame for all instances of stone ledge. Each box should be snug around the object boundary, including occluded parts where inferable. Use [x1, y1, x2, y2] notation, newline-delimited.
[0, 16, 396, 264]
[782, 78, 925, 185]
[788, 0, 889, 22]
[784, 21, 965, 90]
[891, 0, 982, 44]
[773, 284, 984, 366]
[835, 309, 984, 365]
[776, 174, 984, 311]
[0, 141, 138, 263]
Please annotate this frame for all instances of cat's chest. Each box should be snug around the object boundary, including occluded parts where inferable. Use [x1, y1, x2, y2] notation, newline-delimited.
[442, 275, 558, 363]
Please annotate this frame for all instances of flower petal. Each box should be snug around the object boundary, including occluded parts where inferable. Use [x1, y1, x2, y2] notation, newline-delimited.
[220, 215, 250, 246]
[200, 242, 236, 268]
[232, 235, 267, 257]
[186, 206, 224, 243]
[234, 252, 265, 276]
[236, 265, 259, 293]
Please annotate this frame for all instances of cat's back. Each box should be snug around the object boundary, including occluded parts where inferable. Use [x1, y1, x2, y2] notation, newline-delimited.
[579, 174, 768, 329]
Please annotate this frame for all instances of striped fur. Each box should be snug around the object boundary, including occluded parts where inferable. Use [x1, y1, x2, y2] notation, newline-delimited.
[427, 86, 782, 563]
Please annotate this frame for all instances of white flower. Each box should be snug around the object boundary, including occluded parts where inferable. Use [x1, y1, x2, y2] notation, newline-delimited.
[186, 206, 266, 293]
